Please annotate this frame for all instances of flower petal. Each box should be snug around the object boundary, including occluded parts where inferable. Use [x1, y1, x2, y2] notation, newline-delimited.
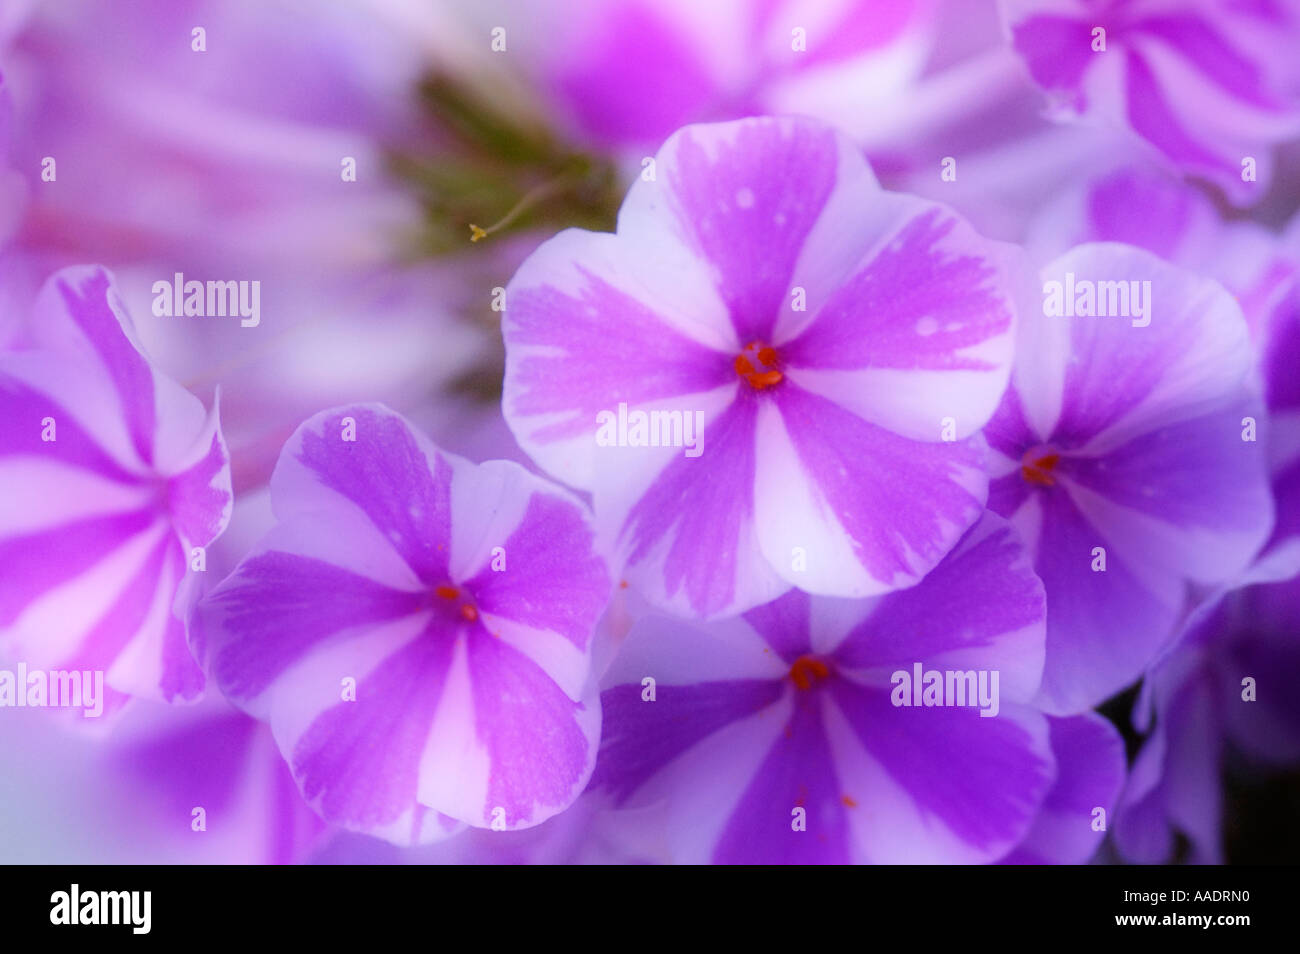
[270, 403, 453, 584]
[833, 513, 1046, 703]
[1016, 488, 1183, 714]
[825, 682, 1054, 863]
[503, 229, 733, 489]
[782, 206, 1017, 442]
[619, 116, 842, 345]
[605, 394, 790, 617]
[1000, 712, 1126, 864]
[755, 384, 987, 596]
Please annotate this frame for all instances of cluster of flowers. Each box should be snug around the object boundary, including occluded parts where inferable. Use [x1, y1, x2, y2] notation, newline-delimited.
[1, 0, 1299, 864]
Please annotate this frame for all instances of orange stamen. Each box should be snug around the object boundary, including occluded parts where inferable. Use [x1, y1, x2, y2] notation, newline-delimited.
[735, 342, 784, 390]
[434, 584, 479, 623]
[789, 655, 831, 690]
[1021, 450, 1061, 487]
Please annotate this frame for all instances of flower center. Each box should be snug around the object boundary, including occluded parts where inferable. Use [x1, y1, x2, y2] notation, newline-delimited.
[150, 476, 174, 514]
[734, 342, 783, 390]
[788, 655, 832, 690]
[434, 584, 479, 622]
[1021, 446, 1061, 487]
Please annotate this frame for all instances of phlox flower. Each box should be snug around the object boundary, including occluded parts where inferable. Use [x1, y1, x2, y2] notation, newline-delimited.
[1114, 273, 1300, 864]
[503, 115, 1019, 618]
[1030, 168, 1300, 549]
[1002, 0, 1300, 203]
[589, 514, 1124, 863]
[985, 243, 1274, 713]
[1026, 165, 1298, 331]
[194, 404, 611, 843]
[0, 265, 231, 708]
[1115, 543, 1300, 864]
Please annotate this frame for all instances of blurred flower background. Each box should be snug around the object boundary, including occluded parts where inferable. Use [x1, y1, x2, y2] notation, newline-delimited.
[0, 0, 1298, 863]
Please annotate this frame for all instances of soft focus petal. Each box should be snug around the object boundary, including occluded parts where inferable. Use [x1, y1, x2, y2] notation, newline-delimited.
[0, 266, 230, 704]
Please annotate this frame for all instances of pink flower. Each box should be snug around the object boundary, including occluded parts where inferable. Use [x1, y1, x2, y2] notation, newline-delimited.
[503, 116, 1018, 617]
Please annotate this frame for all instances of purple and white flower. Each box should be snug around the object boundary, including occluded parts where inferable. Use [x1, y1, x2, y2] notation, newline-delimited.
[985, 243, 1274, 713]
[0, 265, 231, 708]
[503, 115, 1018, 618]
[194, 404, 611, 843]
[590, 514, 1124, 863]
[1002, 0, 1300, 203]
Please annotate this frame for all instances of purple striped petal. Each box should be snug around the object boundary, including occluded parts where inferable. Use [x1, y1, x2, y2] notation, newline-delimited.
[31, 268, 157, 465]
[828, 683, 1053, 863]
[614, 394, 788, 618]
[781, 206, 1016, 442]
[756, 385, 988, 597]
[833, 513, 1046, 702]
[1025, 486, 1184, 714]
[712, 693, 853, 864]
[270, 404, 454, 584]
[592, 677, 784, 806]
[999, 713, 1126, 864]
